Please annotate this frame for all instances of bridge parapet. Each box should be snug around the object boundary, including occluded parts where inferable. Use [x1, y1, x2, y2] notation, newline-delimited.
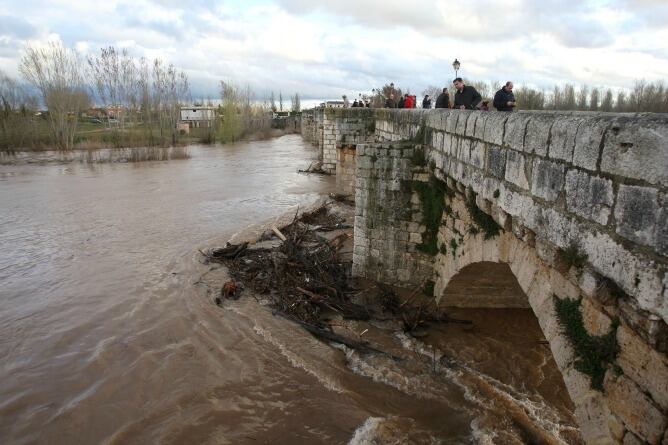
[374, 109, 667, 326]
[306, 108, 668, 444]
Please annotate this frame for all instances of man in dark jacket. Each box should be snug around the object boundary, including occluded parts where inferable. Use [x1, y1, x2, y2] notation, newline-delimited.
[422, 95, 432, 109]
[453, 78, 482, 110]
[493, 81, 516, 111]
[385, 94, 397, 108]
[435, 88, 450, 108]
[398, 94, 406, 108]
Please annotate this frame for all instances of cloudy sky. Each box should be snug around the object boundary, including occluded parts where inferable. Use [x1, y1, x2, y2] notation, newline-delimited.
[1, 0, 667, 101]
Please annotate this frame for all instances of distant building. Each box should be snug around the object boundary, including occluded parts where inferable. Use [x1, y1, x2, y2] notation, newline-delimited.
[325, 101, 345, 108]
[176, 122, 191, 135]
[179, 106, 216, 128]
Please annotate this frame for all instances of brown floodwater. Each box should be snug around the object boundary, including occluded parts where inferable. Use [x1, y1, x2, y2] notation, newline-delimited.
[0, 135, 580, 444]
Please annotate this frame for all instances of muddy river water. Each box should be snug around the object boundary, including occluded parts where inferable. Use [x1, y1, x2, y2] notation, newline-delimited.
[0, 135, 580, 444]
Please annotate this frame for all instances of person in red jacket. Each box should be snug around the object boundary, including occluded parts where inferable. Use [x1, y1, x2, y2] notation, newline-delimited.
[404, 95, 414, 108]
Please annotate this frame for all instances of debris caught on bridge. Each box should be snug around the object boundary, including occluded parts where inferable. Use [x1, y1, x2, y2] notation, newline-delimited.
[202, 202, 469, 354]
[298, 160, 329, 175]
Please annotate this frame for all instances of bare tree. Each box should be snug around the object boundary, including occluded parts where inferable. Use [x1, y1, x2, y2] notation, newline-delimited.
[87, 47, 140, 131]
[20, 42, 87, 150]
[291, 93, 301, 112]
[616, 90, 627, 112]
[563, 85, 577, 110]
[601, 89, 614, 112]
[548, 85, 563, 110]
[589, 87, 600, 111]
[0, 70, 40, 150]
[279, 91, 283, 112]
[514, 86, 545, 110]
[269, 91, 277, 113]
[630, 80, 646, 112]
[87, 47, 120, 128]
[577, 85, 589, 110]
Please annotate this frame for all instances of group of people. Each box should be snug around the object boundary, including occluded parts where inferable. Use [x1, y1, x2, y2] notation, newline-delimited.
[343, 79, 518, 112]
[392, 79, 516, 112]
[384, 93, 419, 109]
[342, 95, 372, 108]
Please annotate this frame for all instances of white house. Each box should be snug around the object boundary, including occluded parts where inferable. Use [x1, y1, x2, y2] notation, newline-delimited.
[179, 107, 216, 128]
[325, 101, 345, 108]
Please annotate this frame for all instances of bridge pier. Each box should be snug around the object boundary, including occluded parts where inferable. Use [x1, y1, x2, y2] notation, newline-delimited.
[302, 108, 668, 444]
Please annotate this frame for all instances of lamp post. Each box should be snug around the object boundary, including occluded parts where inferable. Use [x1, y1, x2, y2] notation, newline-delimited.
[452, 59, 461, 78]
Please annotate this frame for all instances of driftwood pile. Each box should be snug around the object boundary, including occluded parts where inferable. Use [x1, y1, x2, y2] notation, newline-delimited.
[204, 208, 365, 326]
[202, 205, 470, 352]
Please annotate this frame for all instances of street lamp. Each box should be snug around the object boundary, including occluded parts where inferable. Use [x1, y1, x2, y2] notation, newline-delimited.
[452, 59, 461, 78]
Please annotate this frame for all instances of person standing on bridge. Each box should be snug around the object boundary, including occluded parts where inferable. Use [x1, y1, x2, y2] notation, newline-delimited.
[493, 81, 517, 111]
[385, 94, 397, 108]
[343, 95, 350, 108]
[422, 95, 432, 109]
[453, 78, 482, 110]
[435, 88, 451, 109]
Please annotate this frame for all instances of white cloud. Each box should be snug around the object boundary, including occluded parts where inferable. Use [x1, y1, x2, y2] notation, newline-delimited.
[0, 0, 665, 100]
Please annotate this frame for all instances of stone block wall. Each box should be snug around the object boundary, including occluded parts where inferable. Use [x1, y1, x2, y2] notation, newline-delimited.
[375, 110, 667, 328]
[300, 110, 316, 141]
[352, 141, 433, 286]
[335, 145, 357, 197]
[297, 107, 668, 443]
[344, 108, 668, 444]
[319, 108, 376, 174]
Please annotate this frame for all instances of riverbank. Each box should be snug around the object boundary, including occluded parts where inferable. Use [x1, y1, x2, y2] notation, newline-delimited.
[0, 128, 297, 165]
[198, 198, 583, 444]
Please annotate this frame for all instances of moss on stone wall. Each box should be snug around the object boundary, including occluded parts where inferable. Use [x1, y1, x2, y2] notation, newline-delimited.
[411, 147, 427, 167]
[554, 297, 619, 391]
[450, 238, 458, 258]
[558, 242, 588, 272]
[466, 192, 502, 240]
[424, 280, 435, 297]
[413, 126, 425, 143]
[413, 176, 450, 255]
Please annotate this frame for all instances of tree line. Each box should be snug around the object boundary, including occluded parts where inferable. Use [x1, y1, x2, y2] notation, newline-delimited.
[1, 41, 306, 152]
[0, 42, 193, 151]
[423, 80, 668, 113]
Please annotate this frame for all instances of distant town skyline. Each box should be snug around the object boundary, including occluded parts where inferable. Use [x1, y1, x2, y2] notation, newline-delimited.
[1, 0, 667, 100]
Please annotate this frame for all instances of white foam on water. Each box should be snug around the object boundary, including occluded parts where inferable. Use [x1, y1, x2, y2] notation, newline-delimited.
[347, 417, 386, 445]
[395, 332, 578, 445]
[252, 324, 346, 394]
[469, 418, 498, 445]
[336, 344, 444, 401]
[347, 416, 442, 445]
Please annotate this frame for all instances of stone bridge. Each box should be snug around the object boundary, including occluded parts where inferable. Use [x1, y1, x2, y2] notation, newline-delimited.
[301, 107, 668, 444]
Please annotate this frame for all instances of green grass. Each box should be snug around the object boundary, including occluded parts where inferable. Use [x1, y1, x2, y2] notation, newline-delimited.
[554, 297, 619, 390]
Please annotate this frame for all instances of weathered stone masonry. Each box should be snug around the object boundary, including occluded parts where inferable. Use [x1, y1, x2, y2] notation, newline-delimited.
[303, 108, 668, 445]
[302, 108, 376, 175]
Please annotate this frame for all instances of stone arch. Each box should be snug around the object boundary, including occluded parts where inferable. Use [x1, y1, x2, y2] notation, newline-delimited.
[434, 231, 615, 444]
